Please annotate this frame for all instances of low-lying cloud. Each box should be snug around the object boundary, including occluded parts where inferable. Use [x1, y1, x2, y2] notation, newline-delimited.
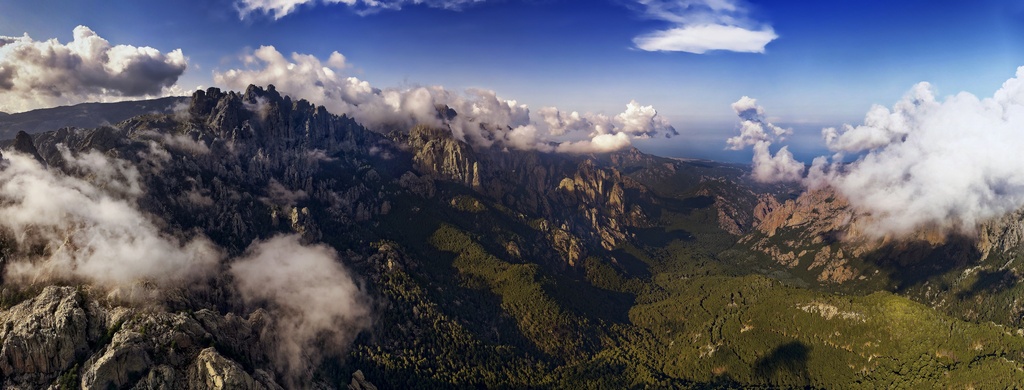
[732, 67, 1024, 239]
[0, 141, 372, 379]
[0, 26, 188, 113]
[806, 67, 1024, 237]
[214, 45, 678, 153]
[230, 234, 371, 384]
[726, 96, 803, 183]
[0, 149, 220, 293]
[631, 0, 777, 54]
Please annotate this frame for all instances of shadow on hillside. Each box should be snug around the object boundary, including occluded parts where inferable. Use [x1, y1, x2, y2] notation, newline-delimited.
[607, 248, 654, 279]
[635, 226, 694, 248]
[548, 274, 636, 325]
[754, 341, 811, 386]
[862, 235, 981, 292]
[662, 195, 715, 213]
[956, 268, 1020, 299]
[644, 193, 716, 222]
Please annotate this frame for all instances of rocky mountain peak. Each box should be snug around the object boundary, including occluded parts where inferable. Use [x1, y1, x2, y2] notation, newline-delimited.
[435, 104, 457, 122]
[185, 84, 368, 155]
[407, 124, 480, 189]
[12, 130, 44, 164]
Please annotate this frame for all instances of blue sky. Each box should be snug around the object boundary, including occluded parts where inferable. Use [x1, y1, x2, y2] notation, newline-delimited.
[1, 0, 1023, 161]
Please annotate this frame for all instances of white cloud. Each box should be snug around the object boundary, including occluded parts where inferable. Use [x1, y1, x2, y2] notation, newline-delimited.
[731, 95, 761, 118]
[807, 67, 1024, 237]
[235, 0, 488, 19]
[230, 235, 371, 384]
[614, 100, 679, 138]
[726, 120, 770, 150]
[631, 0, 777, 54]
[556, 132, 632, 154]
[506, 125, 554, 153]
[725, 96, 791, 150]
[0, 26, 188, 113]
[726, 96, 803, 182]
[821, 83, 934, 153]
[537, 107, 592, 136]
[0, 144, 371, 382]
[751, 141, 803, 183]
[0, 149, 221, 295]
[634, 24, 777, 54]
[214, 46, 679, 154]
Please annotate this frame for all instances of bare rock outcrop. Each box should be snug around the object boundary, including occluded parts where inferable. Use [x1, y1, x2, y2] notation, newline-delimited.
[0, 287, 89, 383]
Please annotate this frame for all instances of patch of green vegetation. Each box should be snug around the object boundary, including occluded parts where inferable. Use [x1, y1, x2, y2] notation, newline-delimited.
[55, 364, 79, 390]
[95, 319, 125, 351]
[0, 286, 41, 310]
[429, 224, 599, 360]
[351, 242, 547, 388]
[350, 157, 1024, 388]
[617, 274, 1024, 387]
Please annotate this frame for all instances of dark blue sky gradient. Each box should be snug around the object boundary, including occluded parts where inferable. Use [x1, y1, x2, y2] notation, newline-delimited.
[1, 0, 1022, 161]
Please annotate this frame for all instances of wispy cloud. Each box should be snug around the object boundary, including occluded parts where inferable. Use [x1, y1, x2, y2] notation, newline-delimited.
[631, 0, 777, 54]
[235, 0, 486, 19]
[0, 148, 221, 296]
[0, 26, 188, 113]
[230, 234, 371, 386]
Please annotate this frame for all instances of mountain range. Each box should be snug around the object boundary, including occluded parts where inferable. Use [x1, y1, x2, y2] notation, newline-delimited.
[1, 85, 1023, 388]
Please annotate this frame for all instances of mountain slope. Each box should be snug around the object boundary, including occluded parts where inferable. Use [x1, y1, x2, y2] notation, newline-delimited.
[0, 96, 187, 140]
[1, 86, 1023, 388]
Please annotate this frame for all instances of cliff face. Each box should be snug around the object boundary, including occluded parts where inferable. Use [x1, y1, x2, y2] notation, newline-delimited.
[0, 86, 394, 388]
[0, 85, 667, 387]
[404, 124, 651, 264]
[0, 286, 281, 389]
[743, 186, 949, 284]
[743, 183, 1024, 292]
[407, 125, 482, 189]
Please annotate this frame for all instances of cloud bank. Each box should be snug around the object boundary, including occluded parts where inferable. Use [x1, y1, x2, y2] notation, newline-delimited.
[0, 26, 188, 113]
[235, 0, 486, 19]
[805, 67, 1024, 237]
[214, 46, 678, 153]
[726, 96, 803, 183]
[631, 0, 777, 54]
[230, 235, 371, 383]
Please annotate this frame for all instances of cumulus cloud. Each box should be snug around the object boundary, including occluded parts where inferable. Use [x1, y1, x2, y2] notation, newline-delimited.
[615, 100, 680, 138]
[555, 132, 632, 154]
[537, 107, 593, 136]
[726, 96, 803, 182]
[236, 0, 487, 19]
[726, 95, 791, 150]
[751, 141, 803, 183]
[821, 83, 932, 153]
[0, 149, 221, 294]
[214, 46, 679, 154]
[0, 26, 188, 113]
[631, 0, 777, 54]
[229, 235, 371, 384]
[806, 67, 1024, 237]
